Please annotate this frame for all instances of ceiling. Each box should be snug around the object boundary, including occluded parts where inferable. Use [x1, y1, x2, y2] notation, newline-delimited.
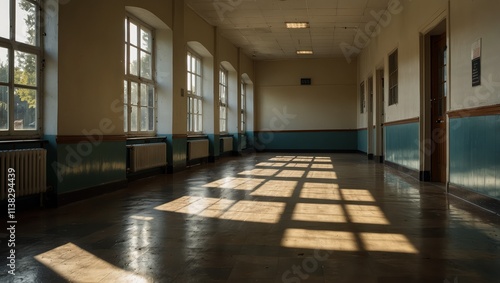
[185, 0, 392, 60]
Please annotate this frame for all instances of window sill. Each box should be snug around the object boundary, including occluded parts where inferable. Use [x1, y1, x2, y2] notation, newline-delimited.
[126, 136, 167, 145]
[187, 134, 208, 140]
[0, 139, 48, 149]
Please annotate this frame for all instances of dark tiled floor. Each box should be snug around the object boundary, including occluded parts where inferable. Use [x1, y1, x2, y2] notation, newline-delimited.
[1, 153, 499, 282]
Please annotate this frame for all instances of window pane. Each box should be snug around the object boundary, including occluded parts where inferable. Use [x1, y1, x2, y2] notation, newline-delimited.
[140, 83, 148, 106]
[193, 97, 198, 114]
[14, 87, 36, 130]
[129, 22, 138, 46]
[191, 75, 198, 95]
[124, 19, 127, 42]
[140, 28, 152, 52]
[148, 107, 154, 131]
[129, 46, 138, 76]
[123, 105, 128, 132]
[124, 44, 127, 74]
[198, 113, 202, 132]
[131, 106, 138, 131]
[196, 75, 202, 96]
[0, 47, 8, 83]
[187, 73, 192, 93]
[148, 85, 154, 107]
[0, 86, 8, 130]
[140, 51, 152, 79]
[16, 0, 37, 46]
[140, 107, 148, 131]
[131, 82, 138, 105]
[0, 0, 9, 39]
[123, 80, 128, 103]
[14, 51, 37, 87]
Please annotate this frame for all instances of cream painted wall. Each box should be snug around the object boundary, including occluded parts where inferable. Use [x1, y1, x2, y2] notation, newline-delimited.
[218, 34, 238, 71]
[58, 0, 124, 135]
[172, 0, 187, 135]
[450, 0, 500, 111]
[123, 0, 173, 28]
[256, 59, 357, 131]
[185, 7, 215, 56]
[357, 0, 448, 127]
[55, 0, 253, 137]
[240, 52, 255, 83]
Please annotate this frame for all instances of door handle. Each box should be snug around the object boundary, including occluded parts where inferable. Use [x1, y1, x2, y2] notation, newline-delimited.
[436, 119, 444, 123]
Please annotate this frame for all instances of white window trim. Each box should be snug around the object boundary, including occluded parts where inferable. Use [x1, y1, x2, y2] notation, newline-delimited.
[0, 0, 42, 138]
[124, 14, 157, 137]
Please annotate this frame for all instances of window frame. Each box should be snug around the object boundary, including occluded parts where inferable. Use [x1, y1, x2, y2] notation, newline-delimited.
[388, 49, 398, 106]
[219, 66, 228, 133]
[240, 82, 246, 133]
[124, 14, 157, 137]
[187, 50, 203, 134]
[0, 0, 43, 138]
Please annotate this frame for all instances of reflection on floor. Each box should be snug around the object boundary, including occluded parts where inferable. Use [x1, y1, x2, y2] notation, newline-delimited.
[1, 153, 499, 282]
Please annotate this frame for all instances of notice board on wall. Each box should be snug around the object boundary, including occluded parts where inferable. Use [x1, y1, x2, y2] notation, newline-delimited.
[471, 39, 481, 87]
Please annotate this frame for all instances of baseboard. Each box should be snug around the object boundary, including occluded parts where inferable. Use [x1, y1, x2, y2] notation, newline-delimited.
[374, 155, 384, 163]
[419, 171, 431, 182]
[167, 165, 186, 174]
[368, 154, 374, 160]
[127, 167, 165, 181]
[208, 156, 219, 163]
[0, 193, 48, 212]
[187, 157, 209, 167]
[57, 180, 128, 207]
[384, 160, 420, 180]
[448, 183, 500, 215]
[257, 149, 360, 154]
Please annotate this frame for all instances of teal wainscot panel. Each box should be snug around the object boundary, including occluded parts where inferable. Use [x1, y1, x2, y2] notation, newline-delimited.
[255, 130, 357, 151]
[384, 122, 419, 170]
[53, 141, 127, 194]
[450, 115, 500, 200]
[357, 129, 368, 153]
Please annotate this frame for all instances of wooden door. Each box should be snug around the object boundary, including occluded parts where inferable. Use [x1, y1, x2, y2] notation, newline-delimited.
[431, 33, 447, 183]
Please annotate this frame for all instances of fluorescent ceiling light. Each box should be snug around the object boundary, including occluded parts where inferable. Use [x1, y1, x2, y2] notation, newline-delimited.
[286, 22, 310, 29]
[297, 50, 313, 55]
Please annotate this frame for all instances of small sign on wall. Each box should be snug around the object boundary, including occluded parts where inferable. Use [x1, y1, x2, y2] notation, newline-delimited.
[471, 39, 481, 87]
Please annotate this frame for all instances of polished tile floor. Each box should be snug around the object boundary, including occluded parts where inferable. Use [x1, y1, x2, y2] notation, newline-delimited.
[1, 153, 499, 282]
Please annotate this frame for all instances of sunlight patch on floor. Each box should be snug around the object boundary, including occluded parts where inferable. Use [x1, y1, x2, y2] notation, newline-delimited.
[345, 204, 390, 225]
[360, 233, 418, 253]
[281, 229, 358, 251]
[34, 243, 150, 282]
[250, 180, 298, 197]
[306, 171, 338, 179]
[155, 196, 285, 224]
[238, 168, 279, 177]
[203, 177, 265, 191]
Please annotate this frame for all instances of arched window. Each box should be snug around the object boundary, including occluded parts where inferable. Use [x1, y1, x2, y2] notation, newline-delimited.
[187, 50, 203, 134]
[124, 14, 156, 136]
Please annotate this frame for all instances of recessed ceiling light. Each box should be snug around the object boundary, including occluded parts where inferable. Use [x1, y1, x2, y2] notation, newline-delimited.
[297, 50, 313, 55]
[286, 22, 310, 29]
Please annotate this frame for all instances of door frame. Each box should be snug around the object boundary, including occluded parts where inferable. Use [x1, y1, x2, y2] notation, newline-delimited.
[419, 9, 449, 183]
[367, 76, 374, 160]
[375, 68, 385, 163]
